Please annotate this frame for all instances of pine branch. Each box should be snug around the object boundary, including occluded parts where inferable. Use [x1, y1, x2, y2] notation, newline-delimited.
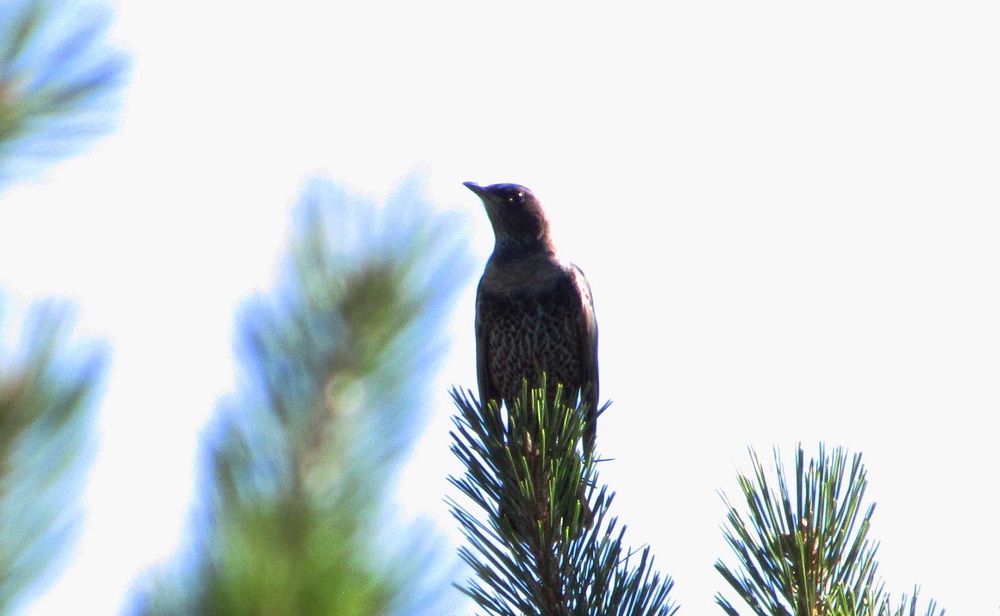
[128, 176, 471, 616]
[448, 383, 676, 616]
[0, 298, 106, 614]
[881, 588, 942, 616]
[0, 0, 127, 187]
[715, 444, 944, 616]
[822, 585, 943, 616]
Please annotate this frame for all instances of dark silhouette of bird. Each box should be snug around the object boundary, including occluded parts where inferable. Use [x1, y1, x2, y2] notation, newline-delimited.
[465, 181, 599, 456]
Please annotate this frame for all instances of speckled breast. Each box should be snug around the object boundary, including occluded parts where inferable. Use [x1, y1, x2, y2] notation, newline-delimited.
[479, 284, 585, 404]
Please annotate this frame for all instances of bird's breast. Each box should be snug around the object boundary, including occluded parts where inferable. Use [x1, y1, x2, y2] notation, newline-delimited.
[477, 272, 586, 401]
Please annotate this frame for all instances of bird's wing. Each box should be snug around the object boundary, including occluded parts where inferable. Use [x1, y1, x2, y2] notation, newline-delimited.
[475, 277, 500, 411]
[571, 264, 599, 415]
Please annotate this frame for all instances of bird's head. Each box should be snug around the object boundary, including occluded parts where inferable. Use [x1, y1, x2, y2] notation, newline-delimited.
[464, 182, 552, 252]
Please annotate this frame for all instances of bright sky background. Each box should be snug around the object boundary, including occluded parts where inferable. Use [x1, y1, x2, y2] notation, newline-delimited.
[1, 2, 998, 614]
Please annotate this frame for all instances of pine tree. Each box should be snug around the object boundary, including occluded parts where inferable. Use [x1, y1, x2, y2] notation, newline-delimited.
[0, 301, 107, 615]
[1, 1, 124, 613]
[127, 177, 472, 616]
[449, 383, 677, 615]
[0, 0, 126, 188]
[715, 444, 943, 616]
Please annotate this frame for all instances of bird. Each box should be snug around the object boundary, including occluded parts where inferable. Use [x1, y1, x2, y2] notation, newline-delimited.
[465, 181, 600, 456]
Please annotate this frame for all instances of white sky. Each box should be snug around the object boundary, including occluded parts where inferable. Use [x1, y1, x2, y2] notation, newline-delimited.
[1, 1, 998, 614]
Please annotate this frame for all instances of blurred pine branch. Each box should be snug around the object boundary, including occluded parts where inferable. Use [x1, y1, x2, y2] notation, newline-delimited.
[127, 176, 473, 616]
[0, 0, 127, 188]
[0, 299, 107, 615]
[1, 2, 122, 610]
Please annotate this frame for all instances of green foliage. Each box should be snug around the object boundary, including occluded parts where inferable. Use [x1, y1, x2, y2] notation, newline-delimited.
[449, 383, 676, 616]
[0, 0, 127, 186]
[715, 445, 943, 616]
[883, 590, 942, 616]
[823, 586, 942, 616]
[0, 1, 123, 613]
[128, 177, 472, 616]
[0, 299, 106, 614]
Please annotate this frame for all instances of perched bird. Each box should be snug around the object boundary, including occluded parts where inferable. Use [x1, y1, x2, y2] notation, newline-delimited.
[465, 181, 600, 455]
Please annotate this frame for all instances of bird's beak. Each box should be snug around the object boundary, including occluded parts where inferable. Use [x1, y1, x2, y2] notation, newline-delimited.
[463, 181, 487, 198]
